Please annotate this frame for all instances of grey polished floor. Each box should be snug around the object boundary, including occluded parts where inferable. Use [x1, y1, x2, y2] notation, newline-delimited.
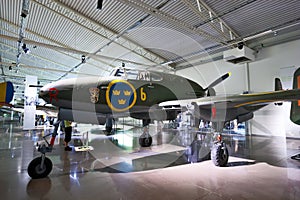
[0, 122, 299, 200]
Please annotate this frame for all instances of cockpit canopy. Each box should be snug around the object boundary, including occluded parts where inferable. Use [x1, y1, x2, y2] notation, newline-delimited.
[109, 67, 163, 81]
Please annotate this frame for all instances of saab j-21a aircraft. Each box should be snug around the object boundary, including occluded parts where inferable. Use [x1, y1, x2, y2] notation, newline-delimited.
[28, 66, 300, 179]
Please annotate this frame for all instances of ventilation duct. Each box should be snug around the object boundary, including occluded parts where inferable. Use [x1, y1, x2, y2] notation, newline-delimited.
[223, 45, 255, 64]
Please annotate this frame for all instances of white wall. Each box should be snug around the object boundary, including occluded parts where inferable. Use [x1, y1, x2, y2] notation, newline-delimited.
[177, 39, 300, 138]
[249, 39, 300, 92]
[176, 59, 247, 95]
[248, 39, 300, 138]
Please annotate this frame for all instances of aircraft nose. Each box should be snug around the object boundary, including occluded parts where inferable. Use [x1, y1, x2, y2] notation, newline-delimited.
[39, 84, 59, 103]
[38, 88, 47, 98]
[39, 85, 50, 98]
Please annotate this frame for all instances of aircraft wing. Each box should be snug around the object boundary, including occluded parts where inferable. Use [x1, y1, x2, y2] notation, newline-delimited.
[160, 89, 300, 108]
[1, 104, 58, 117]
[159, 89, 300, 123]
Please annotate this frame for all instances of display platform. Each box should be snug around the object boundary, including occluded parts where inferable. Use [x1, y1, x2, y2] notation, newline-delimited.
[74, 146, 94, 152]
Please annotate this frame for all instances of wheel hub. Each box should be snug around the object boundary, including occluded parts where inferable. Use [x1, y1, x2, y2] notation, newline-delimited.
[35, 164, 46, 174]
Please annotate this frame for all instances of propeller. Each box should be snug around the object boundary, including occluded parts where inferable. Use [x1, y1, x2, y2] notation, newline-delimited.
[204, 72, 231, 91]
[29, 85, 43, 88]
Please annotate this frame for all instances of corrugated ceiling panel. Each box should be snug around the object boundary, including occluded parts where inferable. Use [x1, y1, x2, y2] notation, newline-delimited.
[205, 0, 255, 16]
[141, 19, 218, 50]
[1, 0, 300, 99]
[0, 0, 22, 25]
[164, 0, 208, 26]
[220, 0, 300, 37]
[28, 2, 108, 52]
[60, 0, 148, 34]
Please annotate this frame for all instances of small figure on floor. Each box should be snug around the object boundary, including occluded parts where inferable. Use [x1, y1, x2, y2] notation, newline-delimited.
[64, 120, 73, 151]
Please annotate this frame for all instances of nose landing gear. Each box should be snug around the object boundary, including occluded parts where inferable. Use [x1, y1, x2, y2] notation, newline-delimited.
[27, 133, 56, 179]
[27, 153, 53, 179]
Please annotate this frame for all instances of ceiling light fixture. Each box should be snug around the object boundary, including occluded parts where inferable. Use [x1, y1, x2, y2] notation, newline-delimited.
[97, 0, 103, 10]
[22, 43, 30, 54]
[81, 55, 86, 63]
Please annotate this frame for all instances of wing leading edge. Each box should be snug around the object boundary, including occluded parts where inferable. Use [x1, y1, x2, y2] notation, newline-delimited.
[159, 78, 300, 123]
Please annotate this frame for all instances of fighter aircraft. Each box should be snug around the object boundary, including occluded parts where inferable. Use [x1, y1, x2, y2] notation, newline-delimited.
[27, 66, 300, 179]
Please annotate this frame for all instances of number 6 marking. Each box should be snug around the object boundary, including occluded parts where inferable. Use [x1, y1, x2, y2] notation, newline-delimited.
[140, 87, 147, 101]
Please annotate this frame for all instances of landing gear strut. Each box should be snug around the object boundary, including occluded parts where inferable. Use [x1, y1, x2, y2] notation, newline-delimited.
[27, 133, 56, 179]
[105, 118, 113, 133]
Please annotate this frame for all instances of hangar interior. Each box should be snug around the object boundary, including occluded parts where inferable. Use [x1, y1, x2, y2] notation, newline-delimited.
[1, 0, 300, 199]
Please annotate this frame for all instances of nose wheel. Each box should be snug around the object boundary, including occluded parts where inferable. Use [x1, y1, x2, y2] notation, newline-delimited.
[27, 133, 56, 179]
[27, 154, 53, 179]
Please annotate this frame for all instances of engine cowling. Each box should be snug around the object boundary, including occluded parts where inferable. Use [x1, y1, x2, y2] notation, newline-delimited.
[236, 112, 254, 123]
[58, 108, 107, 125]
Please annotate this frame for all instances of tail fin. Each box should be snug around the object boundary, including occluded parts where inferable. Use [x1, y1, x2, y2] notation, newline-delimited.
[290, 68, 300, 125]
[275, 78, 283, 91]
[274, 78, 283, 106]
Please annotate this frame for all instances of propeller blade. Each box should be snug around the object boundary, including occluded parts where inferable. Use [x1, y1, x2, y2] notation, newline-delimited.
[29, 85, 43, 88]
[204, 72, 231, 90]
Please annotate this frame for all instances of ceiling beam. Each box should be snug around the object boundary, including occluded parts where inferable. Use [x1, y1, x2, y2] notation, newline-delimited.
[0, 18, 111, 74]
[116, 0, 226, 45]
[32, 0, 166, 65]
[0, 34, 154, 68]
[181, 0, 239, 42]
[0, 61, 100, 77]
[197, 0, 240, 40]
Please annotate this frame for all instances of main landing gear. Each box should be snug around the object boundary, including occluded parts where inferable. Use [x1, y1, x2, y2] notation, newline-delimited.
[106, 118, 152, 147]
[139, 131, 153, 147]
[211, 134, 229, 167]
[27, 133, 56, 179]
[139, 119, 153, 147]
[210, 122, 229, 167]
[187, 130, 229, 166]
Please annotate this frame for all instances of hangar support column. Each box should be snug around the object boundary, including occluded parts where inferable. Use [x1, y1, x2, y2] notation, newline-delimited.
[245, 62, 252, 136]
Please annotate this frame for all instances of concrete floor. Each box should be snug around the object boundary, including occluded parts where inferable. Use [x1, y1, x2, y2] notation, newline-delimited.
[0, 122, 300, 200]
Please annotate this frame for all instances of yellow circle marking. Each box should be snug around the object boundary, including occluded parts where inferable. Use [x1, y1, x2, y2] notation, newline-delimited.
[106, 79, 137, 112]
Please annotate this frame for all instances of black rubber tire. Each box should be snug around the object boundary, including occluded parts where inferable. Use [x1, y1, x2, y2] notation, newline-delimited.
[211, 143, 229, 167]
[105, 118, 113, 133]
[105, 126, 112, 133]
[139, 136, 153, 147]
[28, 156, 53, 179]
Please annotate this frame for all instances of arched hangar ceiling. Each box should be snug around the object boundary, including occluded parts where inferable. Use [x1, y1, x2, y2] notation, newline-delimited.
[1, 0, 300, 99]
